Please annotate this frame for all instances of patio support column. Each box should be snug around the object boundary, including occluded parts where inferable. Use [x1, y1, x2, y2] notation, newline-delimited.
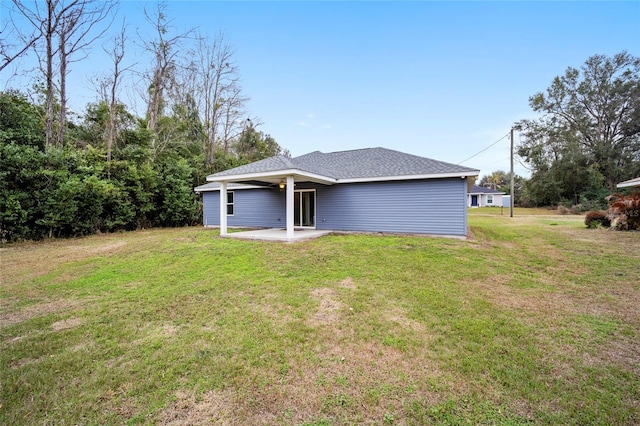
[220, 181, 228, 236]
[286, 175, 294, 239]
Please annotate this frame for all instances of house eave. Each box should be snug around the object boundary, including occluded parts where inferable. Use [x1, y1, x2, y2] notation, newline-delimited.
[204, 169, 479, 186]
[206, 169, 337, 185]
[468, 191, 506, 195]
[616, 178, 640, 188]
[194, 184, 266, 193]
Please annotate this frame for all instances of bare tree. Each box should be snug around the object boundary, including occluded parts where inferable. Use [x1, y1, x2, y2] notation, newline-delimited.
[12, 0, 67, 147]
[140, 2, 193, 140]
[0, 18, 40, 73]
[220, 83, 250, 154]
[55, 0, 116, 146]
[190, 32, 251, 167]
[93, 21, 133, 164]
[10, 0, 115, 147]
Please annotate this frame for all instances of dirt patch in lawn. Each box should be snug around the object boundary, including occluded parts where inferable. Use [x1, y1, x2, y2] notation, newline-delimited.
[581, 334, 640, 375]
[557, 226, 640, 256]
[159, 338, 451, 425]
[385, 305, 427, 333]
[246, 293, 295, 324]
[51, 317, 84, 331]
[159, 389, 236, 425]
[307, 287, 344, 327]
[2, 238, 130, 286]
[9, 356, 43, 369]
[472, 273, 640, 378]
[132, 323, 181, 345]
[0, 299, 83, 328]
[338, 277, 357, 289]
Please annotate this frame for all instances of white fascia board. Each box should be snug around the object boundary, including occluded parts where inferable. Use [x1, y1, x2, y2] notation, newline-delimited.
[337, 171, 480, 184]
[194, 184, 265, 193]
[468, 191, 506, 195]
[617, 179, 640, 188]
[206, 169, 336, 185]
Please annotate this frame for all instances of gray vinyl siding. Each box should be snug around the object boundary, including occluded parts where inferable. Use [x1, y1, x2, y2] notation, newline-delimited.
[201, 189, 285, 228]
[201, 178, 469, 236]
[312, 178, 468, 236]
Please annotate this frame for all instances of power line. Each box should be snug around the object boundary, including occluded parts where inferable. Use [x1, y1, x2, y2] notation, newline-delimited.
[457, 133, 510, 165]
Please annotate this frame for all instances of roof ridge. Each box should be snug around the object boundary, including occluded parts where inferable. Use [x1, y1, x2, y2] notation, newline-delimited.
[278, 155, 296, 168]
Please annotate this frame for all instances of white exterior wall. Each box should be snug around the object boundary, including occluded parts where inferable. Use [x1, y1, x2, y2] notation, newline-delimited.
[468, 193, 504, 207]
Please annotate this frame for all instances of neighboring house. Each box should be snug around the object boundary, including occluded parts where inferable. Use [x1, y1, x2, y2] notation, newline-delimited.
[467, 185, 505, 207]
[617, 177, 640, 189]
[194, 147, 479, 238]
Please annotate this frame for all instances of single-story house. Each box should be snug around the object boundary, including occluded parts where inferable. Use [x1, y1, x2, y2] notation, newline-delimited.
[467, 185, 505, 207]
[617, 177, 640, 189]
[194, 147, 479, 238]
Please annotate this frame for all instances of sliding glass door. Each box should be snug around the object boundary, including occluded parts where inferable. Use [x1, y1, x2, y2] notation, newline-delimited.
[294, 190, 315, 228]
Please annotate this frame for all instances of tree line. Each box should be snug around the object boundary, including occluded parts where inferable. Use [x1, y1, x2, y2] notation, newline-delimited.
[1, 1, 638, 240]
[514, 52, 640, 209]
[0, 90, 285, 242]
[1, 1, 287, 242]
[479, 52, 639, 209]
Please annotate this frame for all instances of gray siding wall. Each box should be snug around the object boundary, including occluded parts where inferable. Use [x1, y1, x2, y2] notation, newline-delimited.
[202, 188, 285, 228]
[201, 178, 469, 236]
[310, 178, 468, 236]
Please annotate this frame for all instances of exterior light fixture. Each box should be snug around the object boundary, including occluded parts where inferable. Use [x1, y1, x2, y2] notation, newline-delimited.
[278, 180, 286, 190]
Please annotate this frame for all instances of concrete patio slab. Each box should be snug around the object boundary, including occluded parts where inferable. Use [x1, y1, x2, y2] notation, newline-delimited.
[223, 228, 333, 242]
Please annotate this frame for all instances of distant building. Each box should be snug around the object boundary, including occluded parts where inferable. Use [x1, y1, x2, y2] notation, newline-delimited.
[467, 185, 505, 208]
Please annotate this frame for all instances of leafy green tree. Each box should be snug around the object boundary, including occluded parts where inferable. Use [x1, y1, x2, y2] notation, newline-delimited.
[0, 91, 46, 149]
[235, 126, 288, 163]
[516, 52, 640, 206]
[154, 158, 199, 227]
[479, 170, 508, 191]
[0, 142, 46, 241]
[77, 101, 137, 152]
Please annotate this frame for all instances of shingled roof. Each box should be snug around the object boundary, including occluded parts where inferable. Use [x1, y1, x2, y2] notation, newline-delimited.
[206, 147, 479, 184]
[468, 185, 505, 194]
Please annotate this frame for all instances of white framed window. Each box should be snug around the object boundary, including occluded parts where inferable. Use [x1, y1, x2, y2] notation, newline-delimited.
[227, 191, 234, 215]
[487, 195, 493, 204]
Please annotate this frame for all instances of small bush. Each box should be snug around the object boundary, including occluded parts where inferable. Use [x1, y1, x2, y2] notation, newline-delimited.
[557, 204, 585, 215]
[570, 204, 585, 214]
[607, 192, 640, 231]
[584, 210, 611, 229]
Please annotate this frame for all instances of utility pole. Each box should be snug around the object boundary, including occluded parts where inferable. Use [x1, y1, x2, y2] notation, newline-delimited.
[510, 127, 514, 218]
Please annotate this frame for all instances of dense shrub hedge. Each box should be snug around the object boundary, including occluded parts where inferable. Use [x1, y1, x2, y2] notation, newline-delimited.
[584, 210, 611, 228]
[607, 192, 640, 231]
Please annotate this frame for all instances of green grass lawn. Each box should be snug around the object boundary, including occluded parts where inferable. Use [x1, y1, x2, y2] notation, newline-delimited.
[2, 214, 639, 425]
[467, 206, 565, 216]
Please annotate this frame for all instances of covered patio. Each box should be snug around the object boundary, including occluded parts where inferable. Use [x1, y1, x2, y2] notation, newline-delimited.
[214, 166, 336, 240]
[223, 228, 333, 242]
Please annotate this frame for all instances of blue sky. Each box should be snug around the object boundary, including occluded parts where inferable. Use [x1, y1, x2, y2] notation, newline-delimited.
[3, 1, 639, 178]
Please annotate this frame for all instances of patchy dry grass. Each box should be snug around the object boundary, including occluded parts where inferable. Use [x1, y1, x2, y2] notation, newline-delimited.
[1, 218, 639, 425]
[467, 206, 560, 216]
